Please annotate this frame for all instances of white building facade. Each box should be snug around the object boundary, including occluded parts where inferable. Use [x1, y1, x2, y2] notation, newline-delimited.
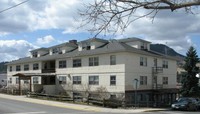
[7, 38, 178, 107]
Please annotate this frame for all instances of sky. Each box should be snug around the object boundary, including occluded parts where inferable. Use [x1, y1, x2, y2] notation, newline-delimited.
[0, 0, 200, 62]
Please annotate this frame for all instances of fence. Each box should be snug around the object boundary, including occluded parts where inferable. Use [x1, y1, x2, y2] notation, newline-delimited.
[0, 88, 28, 95]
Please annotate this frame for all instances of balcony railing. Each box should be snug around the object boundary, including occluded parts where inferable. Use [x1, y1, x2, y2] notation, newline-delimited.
[42, 69, 55, 73]
[152, 67, 163, 74]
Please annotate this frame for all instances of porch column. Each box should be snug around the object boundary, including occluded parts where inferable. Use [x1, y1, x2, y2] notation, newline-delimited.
[29, 77, 32, 92]
[19, 76, 21, 95]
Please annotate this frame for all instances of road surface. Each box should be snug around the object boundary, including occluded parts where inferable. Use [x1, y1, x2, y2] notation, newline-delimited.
[0, 97, 199, 114]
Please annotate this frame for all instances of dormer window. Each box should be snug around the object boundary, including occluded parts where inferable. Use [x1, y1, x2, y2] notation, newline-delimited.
[86, 46, 91, 50]
[141, 42, 147, 50]
[82, 42, 91, 50]
[52, 48, 60, 54]
[32, 52, 38, 57]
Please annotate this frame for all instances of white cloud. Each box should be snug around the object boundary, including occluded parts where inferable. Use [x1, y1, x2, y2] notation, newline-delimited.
[36, 35, 55, 45]
[113, 10, 200, 55]
[0, 0, 200, 55]
[0, 40, 38, 62]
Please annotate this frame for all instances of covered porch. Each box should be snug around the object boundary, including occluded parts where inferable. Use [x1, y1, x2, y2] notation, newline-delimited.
[13, 73, 56, 95]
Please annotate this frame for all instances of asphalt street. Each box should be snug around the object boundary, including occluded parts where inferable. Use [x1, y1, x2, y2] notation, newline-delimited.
[0, 97, 200, 114]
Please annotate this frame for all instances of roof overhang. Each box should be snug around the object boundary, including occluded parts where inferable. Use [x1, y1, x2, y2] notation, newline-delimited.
[13, 73, 56, 77]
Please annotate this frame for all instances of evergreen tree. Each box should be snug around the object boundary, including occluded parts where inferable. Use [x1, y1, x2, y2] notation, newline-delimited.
[180, 46, 200, 97]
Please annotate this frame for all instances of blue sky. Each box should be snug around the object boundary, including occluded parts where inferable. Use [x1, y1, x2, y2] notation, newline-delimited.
[0, 0, 200, 62]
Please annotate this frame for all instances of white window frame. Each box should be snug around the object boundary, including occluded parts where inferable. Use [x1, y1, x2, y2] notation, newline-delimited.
[163, 60, 168, 69]
[89, 57, 99, 66]
[89, 76, 99, 85]
[9, 66, 12, 72]
[140, 57, 147, 66]
[110, 55, 116, 65]
[33, 77, 39, 84]
[59, 60, 67, 68]
[110, 75, 116, 86]
[16, 78, 19, 84]
[163, 77, 168, 85]
[16, 65, 21, 71]
[33, 63, 39, 70]
[140, 76, 147, 85]
[59, 76, 66, 84]
[73, 76, 82, 85]
[73, 59, 82, 67]
[24, 64, 29, 71]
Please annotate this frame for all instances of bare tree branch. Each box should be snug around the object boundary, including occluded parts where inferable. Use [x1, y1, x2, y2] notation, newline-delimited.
[79, 0, 200, 36]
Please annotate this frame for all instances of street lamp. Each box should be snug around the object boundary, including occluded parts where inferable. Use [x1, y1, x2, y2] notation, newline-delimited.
[133, 79, 139, 108]
[196, 73, 200, 85]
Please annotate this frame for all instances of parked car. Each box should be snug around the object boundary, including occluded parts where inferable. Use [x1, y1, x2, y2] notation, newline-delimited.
[171, 97, 198, 111]
[195, 98, 200, 110]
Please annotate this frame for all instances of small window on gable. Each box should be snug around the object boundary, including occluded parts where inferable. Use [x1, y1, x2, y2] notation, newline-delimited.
[52, 48, 60, 54]
[32, 51, 38, 57]
[86, 46, 91, 50]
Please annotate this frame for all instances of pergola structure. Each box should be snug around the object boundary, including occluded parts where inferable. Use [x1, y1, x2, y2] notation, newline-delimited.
[13, 73, 32, 95]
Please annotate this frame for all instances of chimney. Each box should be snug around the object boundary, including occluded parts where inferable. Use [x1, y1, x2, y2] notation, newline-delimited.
[69, 40, 77, 44]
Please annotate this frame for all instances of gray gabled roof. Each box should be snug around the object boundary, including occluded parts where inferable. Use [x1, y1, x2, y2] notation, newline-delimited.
[49, 42, 77, 49]
[78, 38, 108, 44]
[30, 48, 49, 52]
[118, 37, 151, 43]
[7, 40, 177, 65]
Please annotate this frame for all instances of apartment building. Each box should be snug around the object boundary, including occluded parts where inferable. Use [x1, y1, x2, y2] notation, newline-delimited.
[6, 37, 178, 107]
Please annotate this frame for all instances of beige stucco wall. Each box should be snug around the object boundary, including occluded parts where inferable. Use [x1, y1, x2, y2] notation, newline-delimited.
[124, 52, 177, 91]
[55, 52, 126, 93]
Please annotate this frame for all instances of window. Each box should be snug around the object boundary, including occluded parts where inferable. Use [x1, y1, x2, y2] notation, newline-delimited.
[52, 48, 60, 54]
[16, 78, 19, 84]
[9, 78, 12, 84]
[140, 57, 147, 66]
[110, 75, 116, 86]
[24, 64, 29, 71]
[110, 55, 116, 65]
[33, 63, 39, 70]
[16, 65, 21, 71]
[89, 76, 99, 85]
[33, 77, 39, 84]
[24, 80, 29, 84]
[32, 51, 38, 57]
[141, 42, 147, 49]
[140, 76, 147, 85]
[163, 77, 168, 84]
[89, 57, 99, 66]
[42, 76, 55, 85]
[59, 76, 66, 84]
[73, 59, 81, 67]
[9, 66, 12, 72]
[59, 60, 66, 68]
[86, 46, 91, 50]
[163, 60, 168, 68]
[73, 76, 81, 84]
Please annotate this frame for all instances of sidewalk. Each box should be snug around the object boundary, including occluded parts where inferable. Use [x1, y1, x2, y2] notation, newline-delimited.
[0, 93, 168, 113]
